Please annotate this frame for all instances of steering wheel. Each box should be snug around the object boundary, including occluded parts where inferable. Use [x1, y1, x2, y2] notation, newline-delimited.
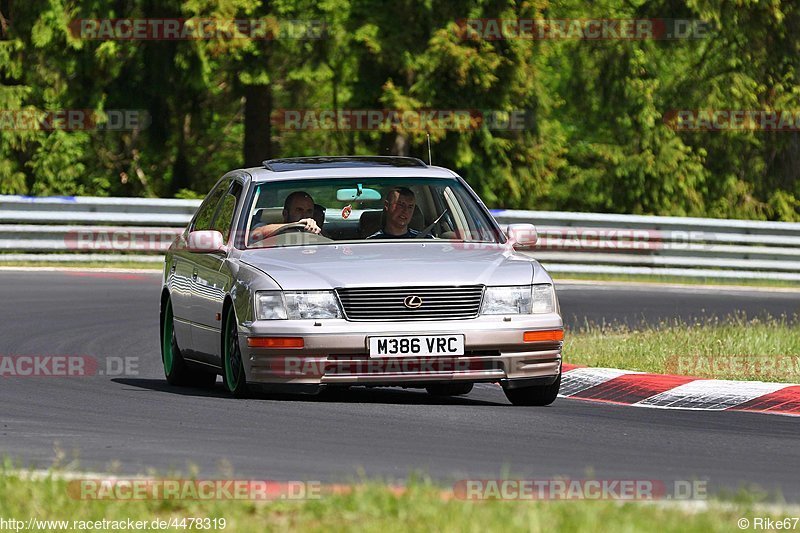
[270, 221, 311, 236]
[416, 207, 450, 239]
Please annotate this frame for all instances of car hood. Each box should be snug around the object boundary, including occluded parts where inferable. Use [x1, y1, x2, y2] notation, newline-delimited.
[239, 242, 537, 290]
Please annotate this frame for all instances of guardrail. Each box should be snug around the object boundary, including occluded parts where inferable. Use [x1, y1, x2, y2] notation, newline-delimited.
[0, 195, 197, 264]
[1, 195, 799, 280]
[493, 210, 800, 280]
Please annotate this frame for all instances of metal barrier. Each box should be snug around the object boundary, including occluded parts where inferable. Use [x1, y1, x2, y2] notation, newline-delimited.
[0, 195, 196, 263]
[1, 195, 799, 280]
[493, 210, 800, 280]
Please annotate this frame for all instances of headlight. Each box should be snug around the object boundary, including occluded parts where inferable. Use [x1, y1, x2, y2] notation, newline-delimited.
[255, 290, 342, 320]
[481, 286, 532, 314]
[284, 291, 342, 319]
[532, 284, 555, 314]
[255, 291, 287, 320]
[480, 284, 555, 315]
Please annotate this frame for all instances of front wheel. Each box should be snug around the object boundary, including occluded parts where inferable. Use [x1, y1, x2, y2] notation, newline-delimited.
[222, 309, 249, 398]
[503, 374, 561, 406]
[161, 299, 216, 388]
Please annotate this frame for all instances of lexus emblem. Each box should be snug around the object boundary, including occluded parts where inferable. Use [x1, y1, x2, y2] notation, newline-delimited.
[403, 295, 423, 309]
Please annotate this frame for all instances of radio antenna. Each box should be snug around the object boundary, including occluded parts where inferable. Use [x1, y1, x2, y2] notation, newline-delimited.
[426, 133, 432, 165]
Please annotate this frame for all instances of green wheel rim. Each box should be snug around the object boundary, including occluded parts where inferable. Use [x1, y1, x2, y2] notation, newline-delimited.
[162, 302, 175, 374]
[224, 312, 242, 392]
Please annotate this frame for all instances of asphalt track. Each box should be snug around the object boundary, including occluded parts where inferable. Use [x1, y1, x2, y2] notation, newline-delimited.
[1, 270, 798, 500]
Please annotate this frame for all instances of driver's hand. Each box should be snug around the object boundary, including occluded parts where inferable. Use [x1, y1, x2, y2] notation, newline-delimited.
[298, 218, 321, 234]
[250, 226, 266, 242]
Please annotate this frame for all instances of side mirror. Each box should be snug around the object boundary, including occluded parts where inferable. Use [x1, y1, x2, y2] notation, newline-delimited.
[187, 230, 226, 253]
[506, 223, 538, 248]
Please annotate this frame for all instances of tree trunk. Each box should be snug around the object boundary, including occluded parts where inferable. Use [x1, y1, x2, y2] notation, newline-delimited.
[0, 0, 11, 39]
[379, 132, 409, 156]
[170, 114, 191, 194]
[244, 84, 272, 167]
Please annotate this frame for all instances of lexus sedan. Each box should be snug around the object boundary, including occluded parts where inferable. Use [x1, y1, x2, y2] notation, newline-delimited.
[160, 156, 564, 405]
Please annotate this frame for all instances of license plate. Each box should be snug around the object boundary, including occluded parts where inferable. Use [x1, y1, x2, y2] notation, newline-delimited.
[368, 335, 465, 357]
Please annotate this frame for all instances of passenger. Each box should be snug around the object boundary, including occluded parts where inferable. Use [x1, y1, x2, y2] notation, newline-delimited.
[251, 191, 321, 241]
[368, 187, 421, 239]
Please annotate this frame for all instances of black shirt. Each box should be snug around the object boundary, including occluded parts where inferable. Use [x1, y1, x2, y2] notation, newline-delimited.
[368, 229, 421, 239]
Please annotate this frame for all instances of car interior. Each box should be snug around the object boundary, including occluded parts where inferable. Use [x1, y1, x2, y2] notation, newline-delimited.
[244, 180, 498, 247]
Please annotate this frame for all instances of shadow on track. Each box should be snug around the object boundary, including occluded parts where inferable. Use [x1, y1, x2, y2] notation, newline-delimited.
[112, 378, 506, 407]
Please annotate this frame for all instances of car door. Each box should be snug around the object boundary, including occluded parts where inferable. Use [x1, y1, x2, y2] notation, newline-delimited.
[190, 178, 244, 364]
[169, 180, 228, 355]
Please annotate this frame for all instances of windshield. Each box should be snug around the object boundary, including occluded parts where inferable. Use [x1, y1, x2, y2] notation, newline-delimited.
[241, 177, 503, 248]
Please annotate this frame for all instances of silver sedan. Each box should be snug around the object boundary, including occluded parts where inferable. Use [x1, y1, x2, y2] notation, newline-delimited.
[160, 156, 563, 405]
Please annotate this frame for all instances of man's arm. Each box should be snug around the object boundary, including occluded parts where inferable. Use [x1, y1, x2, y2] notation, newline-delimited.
[250, 218, 321, 242]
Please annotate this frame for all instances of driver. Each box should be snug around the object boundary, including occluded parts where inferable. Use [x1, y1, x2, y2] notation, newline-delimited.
[251, 191, 321, 241]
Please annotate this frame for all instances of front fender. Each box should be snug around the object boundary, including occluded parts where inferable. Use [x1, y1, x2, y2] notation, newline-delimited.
[226, 258, 281, 327]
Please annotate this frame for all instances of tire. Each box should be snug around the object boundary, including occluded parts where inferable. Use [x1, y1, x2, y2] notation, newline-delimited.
[161, 299, 217, 388]
[222, 309, 249, 398]
[503, 374, 561, 406]
[425, 382, 474, 396]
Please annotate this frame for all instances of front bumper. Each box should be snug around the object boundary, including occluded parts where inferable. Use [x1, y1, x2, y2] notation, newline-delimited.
[240, 314, 563, 388]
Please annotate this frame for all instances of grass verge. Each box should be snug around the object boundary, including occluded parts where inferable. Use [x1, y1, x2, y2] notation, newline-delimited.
[564, 315, 800, 381]
[0, 468, 794, 533]
[553, 272, 800, 289]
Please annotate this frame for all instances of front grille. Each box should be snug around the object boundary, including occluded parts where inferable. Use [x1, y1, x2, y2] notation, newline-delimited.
[335, 286, 484, 321]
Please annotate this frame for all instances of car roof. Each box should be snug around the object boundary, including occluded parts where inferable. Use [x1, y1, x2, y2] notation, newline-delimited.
[264, 156, 428, 171]
[237, 156, 459, 183]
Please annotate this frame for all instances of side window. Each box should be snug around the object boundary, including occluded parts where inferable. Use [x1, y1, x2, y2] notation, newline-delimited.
[192, 180, 230, 232]
[212, 181, 243, 240]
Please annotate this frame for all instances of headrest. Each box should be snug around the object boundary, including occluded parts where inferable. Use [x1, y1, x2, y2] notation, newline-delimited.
[410, 206, 424, 230]
[313, 203, 325, 226]
[359, 210, 383, 238]
[256, 207, 284, 225]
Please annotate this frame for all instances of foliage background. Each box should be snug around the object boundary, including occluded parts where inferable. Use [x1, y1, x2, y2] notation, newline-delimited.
[0, 0, 798, 220]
